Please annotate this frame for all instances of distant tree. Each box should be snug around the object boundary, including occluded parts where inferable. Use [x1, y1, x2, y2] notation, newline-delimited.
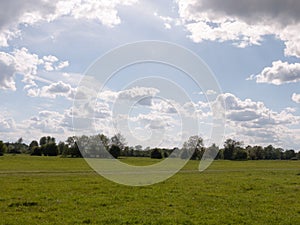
[43, 142, 58, 156]
[182, 135, 204, 160]
[98, 134, 110, 150]
[233, 147, 248, 160]
[0, 141, 7, 156]
[252, 146, 265, 160]
[38, 136, 57, 156]
[39, 136, 47, 146]
[28, 140, 39, 154]
[206, 143, 220, 159]
[135, 145, 143, 151]
[151, 148, 163, 159]
[224, 139, 243, 160]
[110, 133, 127, 150]
[57, 141, 66, 155]
[284, 149, 296, 160]
[65, 136, 82, 158]
[109, 145, 121, 159]
[264, 145, 278, 160]
[14, 137, 27, 153]
[31, 147, 42, 156]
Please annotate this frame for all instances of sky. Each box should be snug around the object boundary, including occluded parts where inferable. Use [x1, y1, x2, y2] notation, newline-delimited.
[0, 0, 299, 150]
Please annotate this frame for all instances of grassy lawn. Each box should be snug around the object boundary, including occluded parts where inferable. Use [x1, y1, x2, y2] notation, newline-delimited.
[0, 155, 300, 224]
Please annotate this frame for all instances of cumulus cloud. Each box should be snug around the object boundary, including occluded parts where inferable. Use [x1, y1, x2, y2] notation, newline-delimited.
[40, 81, 73, 99]
[0, 115, 16, 132]
[131, 113, 175, 130]
[0, 0, 139, 46]
[118, 87, 160, 104]
[214, 93, 300, 147]
[175, 0, 300, 57]
[292, 93, 300, 103]
[252, 60, 300, 85]
[191, 0, 300, 26]
[0, 48, 69, 91]
[28, 110, 65, 134]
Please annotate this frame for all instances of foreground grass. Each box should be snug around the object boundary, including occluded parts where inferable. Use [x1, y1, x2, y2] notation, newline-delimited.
[0, 155, 300, 224]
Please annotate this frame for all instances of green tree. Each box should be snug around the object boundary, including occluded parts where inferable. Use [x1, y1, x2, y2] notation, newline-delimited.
[109, 145, 121, 159]
[31, 147, 42, 156]
[57, 141, 66, 155]
[111, 133, 127, 150]
[28, 140, 39, 154]
[39, 136, 58, 156]
[224, 139, 243, 160]
[0, 141, 7, 156]
[182, 135, 204, 160]
[39, 136, 47, 146]
[233, 147, 248, 160]
[66, 136, 82, 158]
[98, 134, 110, 150]
[284, 149, 296, 160]
[151, 148, 163, 159]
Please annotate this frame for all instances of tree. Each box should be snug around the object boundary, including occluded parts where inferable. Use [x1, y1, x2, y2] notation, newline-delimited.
[151, 148, 163, 159]
[109, 145, 121, 159]
[13, 137, 27, 154]
[43, 142, 58, 156]
[110, 133, 127, 150]
[233, 147, 248, 160]
[0, 141, 7, 156]
[98, 134, 109, 150]
[57, 141, 66, 155]
[182, 135, 204, 160]
[264, 145, 278, 160]
[66, 136, 82, 158]
[224, 139, 243, 160]
[39, 136, 47, 146]
[31, 147, 42, 156]
[38, 136, 57, 156]
[206, 143, 220, 159]
[284, 149, 296, 160]
[28, 140, 39, 154]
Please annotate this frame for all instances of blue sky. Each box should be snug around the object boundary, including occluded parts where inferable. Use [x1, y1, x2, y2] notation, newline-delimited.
[0, 0, 299, 150]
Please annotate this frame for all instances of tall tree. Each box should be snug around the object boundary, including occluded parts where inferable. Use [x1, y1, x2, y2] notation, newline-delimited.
[110, 133, 127, 150]
[28, 140, 39, 154]
[224, 139, 243, 160]
[182, 135, 204, 160]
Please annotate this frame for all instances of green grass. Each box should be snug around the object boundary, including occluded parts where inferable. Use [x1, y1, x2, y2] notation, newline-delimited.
[0, 155, 300, 224]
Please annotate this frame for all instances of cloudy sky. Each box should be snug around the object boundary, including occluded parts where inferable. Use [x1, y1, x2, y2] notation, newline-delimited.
[0, 0, 299, 150]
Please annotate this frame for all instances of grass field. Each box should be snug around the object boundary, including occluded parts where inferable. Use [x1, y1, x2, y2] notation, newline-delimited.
[0, 155, 300, 224]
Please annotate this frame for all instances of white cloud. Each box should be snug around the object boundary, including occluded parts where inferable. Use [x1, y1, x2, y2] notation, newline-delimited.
[253, 60, 300, 85]
[292, 93, 300, 103]
[0, 115, 16, 132]
[215, 93, 300, 147]
[0, 0, 139, 47]
[0, 48, 69, 91]
[40, 81, 74, 99]
[42, 55, 69, 71]
[118, 87, 159, 102]
[28, 110, 65, 134]
[175, 0, 300, 57]
[200, 89, 217, 96]
[151, 99, 178, 114]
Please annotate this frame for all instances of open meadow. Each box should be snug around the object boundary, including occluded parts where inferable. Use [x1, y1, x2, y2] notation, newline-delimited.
[0, 155, 300, 224]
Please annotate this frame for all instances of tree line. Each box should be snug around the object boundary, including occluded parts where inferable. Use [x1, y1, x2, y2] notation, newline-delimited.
[0, 134, 299, 161]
